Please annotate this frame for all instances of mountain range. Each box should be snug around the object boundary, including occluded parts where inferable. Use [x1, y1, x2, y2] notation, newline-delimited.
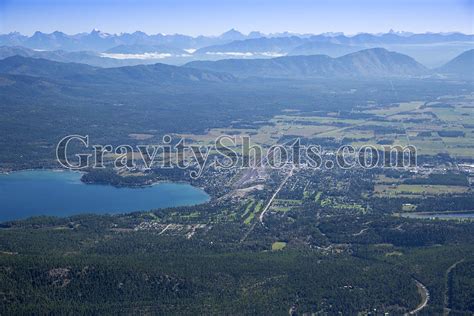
[186, 48, 430, 78]
[0, 55, 234, 85]
[1, 30, 472, 67]
[0, 46, 160, 68]
[0, 29, 256, 52]
[0, 48, 471, 83]
[2, 30, 472, 52]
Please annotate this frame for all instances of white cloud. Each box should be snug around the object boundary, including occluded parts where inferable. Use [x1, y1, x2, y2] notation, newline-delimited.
[100, 52, 174, 60]
[205, 51, 286, 58]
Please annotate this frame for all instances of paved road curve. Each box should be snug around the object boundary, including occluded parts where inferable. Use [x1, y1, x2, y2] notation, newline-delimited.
[408, 279, 430, 315]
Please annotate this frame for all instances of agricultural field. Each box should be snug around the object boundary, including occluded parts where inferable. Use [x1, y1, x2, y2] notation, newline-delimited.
[171, 96, 473, 164]
[375, 184, 469, 196]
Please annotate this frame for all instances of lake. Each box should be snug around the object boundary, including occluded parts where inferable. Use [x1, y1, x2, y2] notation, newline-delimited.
[0, 170, 210, 222]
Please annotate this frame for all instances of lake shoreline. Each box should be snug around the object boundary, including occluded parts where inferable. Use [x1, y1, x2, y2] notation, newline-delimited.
[1, 167, 201, 191]
[0, 169, 210, 222]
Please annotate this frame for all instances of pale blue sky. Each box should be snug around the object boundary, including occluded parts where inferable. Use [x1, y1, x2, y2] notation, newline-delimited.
[1, 0, 473, 35]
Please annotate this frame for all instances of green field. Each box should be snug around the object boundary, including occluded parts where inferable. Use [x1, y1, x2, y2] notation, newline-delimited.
[375, 184, 469, 196]
[271, 241, 287, 251]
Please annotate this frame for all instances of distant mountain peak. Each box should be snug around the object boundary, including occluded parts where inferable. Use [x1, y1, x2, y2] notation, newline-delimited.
[248, 31, 264, 38]
[222, 28, 240, 34]
[219, 29, 245, 40]
[387, 29, 414, 37]
[132, 31, 148, 36]
[90, 29, 111, 38]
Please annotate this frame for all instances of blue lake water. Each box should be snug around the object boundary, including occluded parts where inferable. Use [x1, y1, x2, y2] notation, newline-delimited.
[0, 170, 210, 222]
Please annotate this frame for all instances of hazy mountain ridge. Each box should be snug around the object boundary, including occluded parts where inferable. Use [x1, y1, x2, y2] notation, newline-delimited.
[104, 44, 187, 55]
[1, 30, 471, 54]
[194, 32, 474, 54]
[0, 48, 471, 84]
[0, 55, 235, 84]
[0, 29, 258, 52]
[0, 30, 472, 68]
[0, 46, 163, 68]
[437, 49, 474, 79]
[192, 33, 473, 67]
[289, 42, 363, 57]
[185, 48, 429, 78]
[195, 36, 306, 55]
[0, 55, 97, 79]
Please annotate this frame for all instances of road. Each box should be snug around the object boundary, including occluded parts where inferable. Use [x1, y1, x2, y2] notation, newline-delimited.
[408, 279, 430, 315]
[352, 227, 369, 236]
[259, 166, 294, 223]
[158, 224, 172, 235]
[443, 259, 465, 315]
[240, 166, 294, 243]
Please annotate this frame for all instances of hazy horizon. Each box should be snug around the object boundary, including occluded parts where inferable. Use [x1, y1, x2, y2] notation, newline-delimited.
[1, 0, 472, 36]
[1, 28, 474, 37]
